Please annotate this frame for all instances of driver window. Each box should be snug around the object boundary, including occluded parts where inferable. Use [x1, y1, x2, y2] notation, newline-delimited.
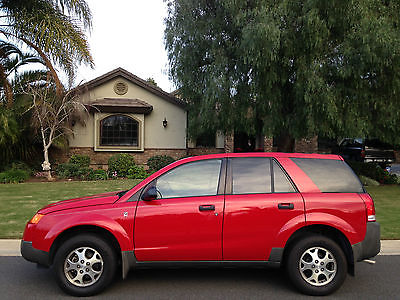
[155, 159, 222, 199]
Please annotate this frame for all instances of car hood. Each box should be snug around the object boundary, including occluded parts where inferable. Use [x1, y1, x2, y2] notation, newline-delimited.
[38, 191, 123, 214]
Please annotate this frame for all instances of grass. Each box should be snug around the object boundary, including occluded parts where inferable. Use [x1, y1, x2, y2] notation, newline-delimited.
[0, 180, 398, 239]
[0, 179, 140, 239]
[366, 185, 400, 240]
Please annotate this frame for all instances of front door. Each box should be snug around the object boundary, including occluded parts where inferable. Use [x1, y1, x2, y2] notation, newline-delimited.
[134, 159, 225, 261]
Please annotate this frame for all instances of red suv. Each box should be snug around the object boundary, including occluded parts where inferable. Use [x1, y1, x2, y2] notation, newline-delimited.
[21, 153, 380, 296]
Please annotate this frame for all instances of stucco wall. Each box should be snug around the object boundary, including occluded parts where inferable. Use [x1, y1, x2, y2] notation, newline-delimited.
[69, 76, 187, 150]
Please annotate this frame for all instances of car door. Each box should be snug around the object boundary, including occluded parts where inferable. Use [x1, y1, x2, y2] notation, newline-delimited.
[223, 157, 305, 260]
[134, 158, 225, 261]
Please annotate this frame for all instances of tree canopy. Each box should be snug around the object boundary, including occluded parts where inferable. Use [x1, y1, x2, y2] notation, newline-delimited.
[165, 0, 400, 145]
[0, 0, 93, 168]
[0, 0, 93, 97]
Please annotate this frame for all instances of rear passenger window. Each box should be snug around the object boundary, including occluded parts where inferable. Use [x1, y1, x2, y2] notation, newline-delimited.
[232, 158, 271, 194]
[273, 160, 296, 193]
[291, 158, 364, 193]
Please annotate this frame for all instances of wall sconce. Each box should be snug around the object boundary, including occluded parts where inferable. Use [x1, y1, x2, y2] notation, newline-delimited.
[162, 117, 168, 128]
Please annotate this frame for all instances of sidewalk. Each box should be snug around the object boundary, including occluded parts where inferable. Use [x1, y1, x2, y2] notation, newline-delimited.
[1, 239, 399, 256]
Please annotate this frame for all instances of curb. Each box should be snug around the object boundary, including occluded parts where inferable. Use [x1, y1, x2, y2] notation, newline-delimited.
[1, 239, 399, 257]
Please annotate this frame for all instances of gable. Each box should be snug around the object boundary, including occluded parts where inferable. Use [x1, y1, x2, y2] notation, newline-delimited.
[76, 68, 185, 109]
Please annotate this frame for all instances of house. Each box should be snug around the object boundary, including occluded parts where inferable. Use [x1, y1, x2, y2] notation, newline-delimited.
[58, 68, 318, 169]
[63, 68, 194, 168]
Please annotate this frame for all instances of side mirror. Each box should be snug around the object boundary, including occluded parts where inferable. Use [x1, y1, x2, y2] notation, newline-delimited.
[141, 186, 158, 201]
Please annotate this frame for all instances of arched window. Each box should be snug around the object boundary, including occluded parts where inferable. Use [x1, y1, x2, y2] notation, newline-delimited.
[100, 115, 138, 146]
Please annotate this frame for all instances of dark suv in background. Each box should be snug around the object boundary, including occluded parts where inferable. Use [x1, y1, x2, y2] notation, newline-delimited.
[334, 138, 395, 166]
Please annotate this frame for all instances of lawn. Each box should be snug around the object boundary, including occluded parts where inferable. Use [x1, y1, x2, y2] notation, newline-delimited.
[0, 179, 140, 239]
[367, 185, 400, 240]
[0, 181, 398, 239]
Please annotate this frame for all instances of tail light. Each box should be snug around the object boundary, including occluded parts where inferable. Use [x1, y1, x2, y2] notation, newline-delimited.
[360, 194, 376, 222]
[361, 150, 366, 158]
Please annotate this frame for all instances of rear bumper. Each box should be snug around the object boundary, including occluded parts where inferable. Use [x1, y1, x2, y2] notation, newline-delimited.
[352, 222, 381, 262]
[20, 240, 50, 267]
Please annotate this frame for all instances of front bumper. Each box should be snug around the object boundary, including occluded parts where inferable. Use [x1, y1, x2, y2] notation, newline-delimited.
[20, 240, 50, 267]
[352, 222, 381, 262]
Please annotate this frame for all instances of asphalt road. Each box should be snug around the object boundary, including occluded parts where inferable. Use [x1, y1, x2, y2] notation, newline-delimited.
[0, 256, 399, 299]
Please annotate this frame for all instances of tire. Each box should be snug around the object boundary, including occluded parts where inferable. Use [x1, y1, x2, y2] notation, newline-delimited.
[286, 235, 347, 296]
[53, 234, 117, 296]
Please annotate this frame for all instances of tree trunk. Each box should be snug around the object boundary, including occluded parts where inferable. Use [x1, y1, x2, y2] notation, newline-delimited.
[42, 147, 53, 181]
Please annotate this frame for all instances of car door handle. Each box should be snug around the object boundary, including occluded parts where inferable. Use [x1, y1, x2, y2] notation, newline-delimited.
[199, 205, 215, 211]
[278, 203, 294, 210]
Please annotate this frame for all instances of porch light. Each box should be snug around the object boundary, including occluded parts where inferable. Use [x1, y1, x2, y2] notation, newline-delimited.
[163, 117, 168, 128]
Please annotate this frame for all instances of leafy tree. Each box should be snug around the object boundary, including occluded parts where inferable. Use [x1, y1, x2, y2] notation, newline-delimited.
[0, 43, 46, 167]
[165, 0, 400, 149]
[27, 83, 87, 180]
[0, 41, 45, 107]
[146, 77, 158, 87]
[0, 1, 94, 171]
[0, 0, 94, 96]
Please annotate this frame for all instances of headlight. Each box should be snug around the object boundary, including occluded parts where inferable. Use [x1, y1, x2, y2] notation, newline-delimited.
[29, 213, 44, 224]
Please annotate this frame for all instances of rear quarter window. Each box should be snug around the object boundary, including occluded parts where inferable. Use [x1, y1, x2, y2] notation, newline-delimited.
[291, 158, 364, 193]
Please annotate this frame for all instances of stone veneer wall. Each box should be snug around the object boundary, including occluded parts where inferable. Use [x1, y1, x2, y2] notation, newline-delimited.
[263, 137, 273, 152]
[294, 136, 318, 153]
[54, 147, 188, 169]
[224, 132, 234, 153]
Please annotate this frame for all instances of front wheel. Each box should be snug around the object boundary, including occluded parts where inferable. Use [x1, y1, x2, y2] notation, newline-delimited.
[53, 234, 117, 296]
[286, 235, 347, 296]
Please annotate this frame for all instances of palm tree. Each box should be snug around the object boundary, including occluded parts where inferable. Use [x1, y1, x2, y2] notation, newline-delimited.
[0, 41, 45, 107]
[0, 42, 47, 168]
[0, 0, 94, 97]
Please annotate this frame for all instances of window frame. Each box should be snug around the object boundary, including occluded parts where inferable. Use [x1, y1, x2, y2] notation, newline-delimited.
[94, 112, 144, 152]
[142, 158, 227, 200]
[271, 158, 298, 193]
[290, 157, 365, 193]
[228, 157, 272, 195]
[226, 157, 299, 195]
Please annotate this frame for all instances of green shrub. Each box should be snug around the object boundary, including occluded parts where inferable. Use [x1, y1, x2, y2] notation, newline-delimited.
[127, 165, 148, 179]
[69, 155, 90, 168]
[348, 162, 398, 185]
[359, 175, 380, 186]
[76, 167, 95, 181]
[56, 163, 80, 179]
[4, 161, 33, 175]
[56, 163, 97, 181]
[93, 169, 107, 180]
[108, 154, 136, 177]
[147, 155, 175, 172]
[0, 169, 29, 183]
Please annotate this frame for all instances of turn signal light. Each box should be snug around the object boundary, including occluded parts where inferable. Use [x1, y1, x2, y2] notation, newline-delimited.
[29, 213, 44, 224]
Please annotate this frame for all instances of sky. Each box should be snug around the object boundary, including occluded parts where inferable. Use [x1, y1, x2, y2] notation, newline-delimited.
[76, 0, 174, 92]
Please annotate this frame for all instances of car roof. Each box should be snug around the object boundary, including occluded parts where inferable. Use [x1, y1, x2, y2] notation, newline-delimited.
[177, 152, 342, 163]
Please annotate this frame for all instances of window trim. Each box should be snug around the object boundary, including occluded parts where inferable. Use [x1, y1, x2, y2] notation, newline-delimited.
[142, 158, 225, 200]
[229, 157, 273, 196]
[290, 157, 365, 193]
[271, 159, 299, 193]
[226, 157, 299, 196]
[94, 112, 144, 152]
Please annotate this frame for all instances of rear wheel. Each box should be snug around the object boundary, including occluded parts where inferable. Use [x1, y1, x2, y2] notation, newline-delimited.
[286, 235, 347, 296]
[53, 234, 117, 296]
